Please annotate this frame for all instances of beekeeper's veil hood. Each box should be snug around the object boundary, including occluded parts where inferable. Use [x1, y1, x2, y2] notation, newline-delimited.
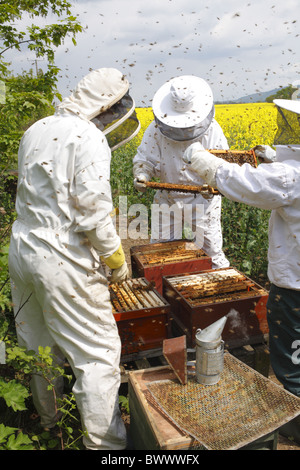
[152, 75, 214, 141]
[56, 68, 140, 150]
[273, 99, 300, 146]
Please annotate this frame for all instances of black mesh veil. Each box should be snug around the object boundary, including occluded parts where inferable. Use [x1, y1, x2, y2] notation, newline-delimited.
[92, 92, 140, 151]
[273, 104, 300, 146]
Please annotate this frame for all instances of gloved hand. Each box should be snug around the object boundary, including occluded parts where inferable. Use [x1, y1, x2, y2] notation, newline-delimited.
[183, 142, 205, 164]
[183, 143, 224, 188]
[110, 261, 129, 283]
[253, 145, 276, 163]
[201, 184, 214, 200]
[134, 174, 148, 192]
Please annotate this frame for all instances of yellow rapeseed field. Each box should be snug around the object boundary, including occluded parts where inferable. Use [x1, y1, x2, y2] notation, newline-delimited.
[136, 102, 278, 150]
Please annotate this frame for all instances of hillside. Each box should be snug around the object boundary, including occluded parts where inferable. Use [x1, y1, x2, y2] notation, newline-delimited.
[219, 88, 281, 104]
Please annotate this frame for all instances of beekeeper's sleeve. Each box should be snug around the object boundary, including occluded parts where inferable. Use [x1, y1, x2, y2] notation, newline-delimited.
[72, 124, 123, 262]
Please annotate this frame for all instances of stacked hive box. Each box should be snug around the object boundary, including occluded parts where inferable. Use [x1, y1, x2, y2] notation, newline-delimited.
[130, 240, 212, 294]
[162, 267, 269, 349]
[110, 277, 171, 360]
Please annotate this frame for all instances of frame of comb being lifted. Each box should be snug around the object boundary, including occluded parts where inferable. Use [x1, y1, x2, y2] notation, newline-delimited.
[142, 149, 257, 196]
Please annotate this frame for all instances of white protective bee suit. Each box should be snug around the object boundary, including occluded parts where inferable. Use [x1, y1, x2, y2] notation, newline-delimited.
[8, 68, 137, 450]
[133, 76, 229, 269]
[183, 98, 300, 441]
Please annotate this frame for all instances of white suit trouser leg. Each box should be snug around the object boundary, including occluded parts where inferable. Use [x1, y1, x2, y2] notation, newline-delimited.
[198, 196, 229, 269]
[10, 282, 65, 428]
[9, 238, 127, 450]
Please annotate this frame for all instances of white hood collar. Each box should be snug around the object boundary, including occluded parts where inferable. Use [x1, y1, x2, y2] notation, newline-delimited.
[56, 68, 129, 121]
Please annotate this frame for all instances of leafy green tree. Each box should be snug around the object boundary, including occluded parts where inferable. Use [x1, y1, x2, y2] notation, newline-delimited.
[0, 0, 82, 77]
[0, 0, 82, 233]
[266, 84, 298, 102]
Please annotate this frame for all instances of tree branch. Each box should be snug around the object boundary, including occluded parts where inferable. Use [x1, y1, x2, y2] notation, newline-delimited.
[0, 40, 32, 57]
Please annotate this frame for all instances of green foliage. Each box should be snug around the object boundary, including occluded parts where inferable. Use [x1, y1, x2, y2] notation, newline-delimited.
[0, 424, 35, 450]
[266, 84, 298, 103]
[0, 70, 56, 170]
[110, 139, 156, 211]
[0, 379, 29, 411]
[0, 344, 57, 450]
[119, 394, 130, 414]
[0, 245, 11, 314]
[0, 341, 84, 450]
[5, 344, 70, 382]
[0, 0, 83, 244]
[221, 198, 269, 285]
[0, 0, 82, 73]
[0, 69, 56, 245]
[55, 393, 87, 450]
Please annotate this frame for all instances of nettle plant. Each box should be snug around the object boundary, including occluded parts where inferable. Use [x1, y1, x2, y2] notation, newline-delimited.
[0, 341, 82, 450]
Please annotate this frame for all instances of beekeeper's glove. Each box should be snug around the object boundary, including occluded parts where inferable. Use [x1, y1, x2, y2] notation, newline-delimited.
[253, 145, 276, 163]
[183, 143, 224, 188]
[133, 161, 153, 192]
[183, 142, 205, 164]
[133, 174, 148, 192]
[111, 261, 130, 283]
[101, 244, 129, 283]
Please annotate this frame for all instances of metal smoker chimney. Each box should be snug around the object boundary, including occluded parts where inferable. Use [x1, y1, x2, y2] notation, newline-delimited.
[195, 315, 227, 385]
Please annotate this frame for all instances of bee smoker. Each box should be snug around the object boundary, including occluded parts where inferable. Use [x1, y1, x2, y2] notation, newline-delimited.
[194, 316, 227, 385]
[163, 315, 228, 386]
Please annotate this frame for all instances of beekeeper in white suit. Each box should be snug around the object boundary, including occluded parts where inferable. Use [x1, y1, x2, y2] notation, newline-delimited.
[133, 75, 229, 269]
[182, 98, 300, 443]
[8, 68, 140, 450]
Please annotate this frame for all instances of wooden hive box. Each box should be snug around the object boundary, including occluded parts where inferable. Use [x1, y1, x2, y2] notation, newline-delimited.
[130, 240, 212, 295]
[110, 278, 171, 361]
[163, 267, 269, 349]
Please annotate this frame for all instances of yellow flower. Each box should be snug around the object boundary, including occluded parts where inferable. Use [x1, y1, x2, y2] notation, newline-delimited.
[135, 102, 278, 149]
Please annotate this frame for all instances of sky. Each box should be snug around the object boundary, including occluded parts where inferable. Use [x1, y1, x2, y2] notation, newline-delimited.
[5, 0, 300, 106]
